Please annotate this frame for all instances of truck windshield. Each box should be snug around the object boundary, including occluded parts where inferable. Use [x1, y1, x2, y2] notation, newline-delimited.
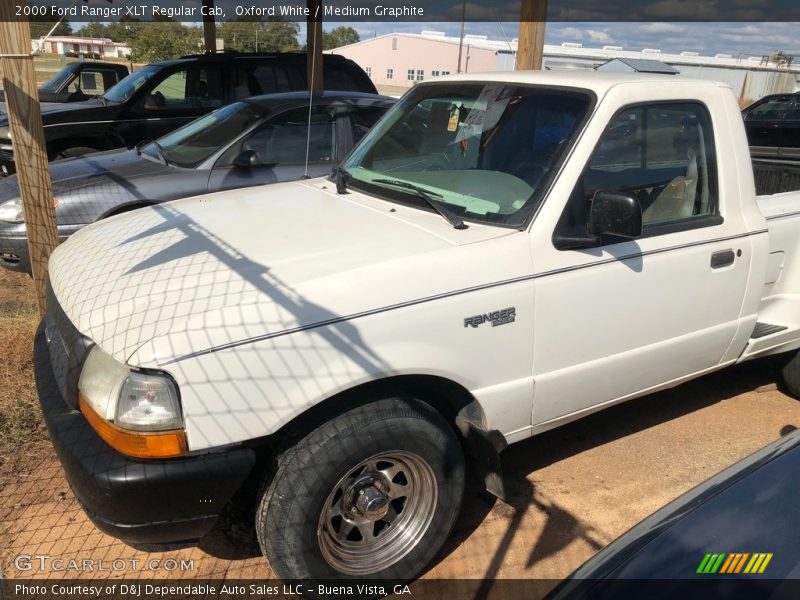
[142, 102, 265, 169]
[104, 65, 161, 103]
[342, 83, 592, 228]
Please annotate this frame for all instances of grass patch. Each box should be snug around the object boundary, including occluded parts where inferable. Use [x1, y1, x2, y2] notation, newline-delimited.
[0, 271, 47, 485]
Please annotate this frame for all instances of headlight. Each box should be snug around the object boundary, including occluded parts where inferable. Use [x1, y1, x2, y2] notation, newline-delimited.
[0, 125, 11, 141]
[78, 345, 186, 458]
[0, 198, 24, 223]
[115, 371, 182, 431]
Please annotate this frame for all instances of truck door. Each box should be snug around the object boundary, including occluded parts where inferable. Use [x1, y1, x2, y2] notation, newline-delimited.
[530, 99, 752, 426]
[780, 100, 800, 160]
[133, 66, 224, 143]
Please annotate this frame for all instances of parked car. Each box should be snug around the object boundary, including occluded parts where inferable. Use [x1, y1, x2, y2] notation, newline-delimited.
[548, 427, 800, 598]
[36, 72, 800, 585]
[0, 52, 376, 174]
[0, 91, 394, 274]
[0, 61, 128, 109]
[742, 92, 800, 160]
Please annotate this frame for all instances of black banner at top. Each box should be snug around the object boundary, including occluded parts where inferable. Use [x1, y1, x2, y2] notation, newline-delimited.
[8, 0, 800, 23]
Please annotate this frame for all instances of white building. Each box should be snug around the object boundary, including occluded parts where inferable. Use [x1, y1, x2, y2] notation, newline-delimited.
[32, 36, 131, 59]
[328, 31, 800, 103]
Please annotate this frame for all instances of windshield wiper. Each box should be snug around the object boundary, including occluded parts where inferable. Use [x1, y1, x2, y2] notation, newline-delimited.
[330, 165, 350, 194]
[134, 139, 151, 156]
[372, 178, 467, 230]
[151, 141, 171, 166]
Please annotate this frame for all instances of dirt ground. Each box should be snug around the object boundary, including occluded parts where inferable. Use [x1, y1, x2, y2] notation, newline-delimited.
[1, 268, 799, 587]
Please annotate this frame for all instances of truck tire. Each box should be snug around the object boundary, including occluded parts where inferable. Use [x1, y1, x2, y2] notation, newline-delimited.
[256, 397, 465, 583]
[782, 350, 800, 398]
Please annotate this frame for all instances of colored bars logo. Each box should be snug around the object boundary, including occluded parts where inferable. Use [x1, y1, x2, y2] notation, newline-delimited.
[697, 553, 773, 574]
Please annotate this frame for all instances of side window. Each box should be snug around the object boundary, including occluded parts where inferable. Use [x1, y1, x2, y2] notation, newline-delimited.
[556, 102, 719, 243]
[192, 67, 223, 109]
[146, 68, 189, 110]
[746, 97, 789, 121]
[147, 67, 222, 111]
[324, 66, 365, 92]
[350, 107, 389, 144]
[786, 101, 800, 121]
[240, 108, 336, 165]
[101, 70, 122, 90]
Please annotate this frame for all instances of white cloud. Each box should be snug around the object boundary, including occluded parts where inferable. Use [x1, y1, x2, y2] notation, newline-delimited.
[587, 30, 612, 43]
[639, 23, 683, 34]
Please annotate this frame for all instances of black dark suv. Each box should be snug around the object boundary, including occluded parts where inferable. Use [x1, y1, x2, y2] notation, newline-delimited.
[743, 92, 800, 160]
[0, 52, 376, 175]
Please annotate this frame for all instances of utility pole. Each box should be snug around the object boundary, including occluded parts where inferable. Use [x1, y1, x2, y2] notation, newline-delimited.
[0, 2, 58, 315]
[456, 0, 466, 73]
[517, 0, 548, 70]
[202, 0, 217, 53]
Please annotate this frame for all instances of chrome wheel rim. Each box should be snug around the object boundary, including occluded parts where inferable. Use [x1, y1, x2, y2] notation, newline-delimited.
[317, 451, 437, 575]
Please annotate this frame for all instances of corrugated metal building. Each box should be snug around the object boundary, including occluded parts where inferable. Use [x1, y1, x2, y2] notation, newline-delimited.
[329, 31, 800, 103]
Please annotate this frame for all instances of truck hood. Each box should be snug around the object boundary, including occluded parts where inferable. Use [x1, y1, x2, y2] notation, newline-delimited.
[48, 179, 521, 365]
[0, 99, 109, 126]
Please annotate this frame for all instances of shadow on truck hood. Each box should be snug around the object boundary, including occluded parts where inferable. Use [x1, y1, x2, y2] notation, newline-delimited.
[48, 179, 520, 365]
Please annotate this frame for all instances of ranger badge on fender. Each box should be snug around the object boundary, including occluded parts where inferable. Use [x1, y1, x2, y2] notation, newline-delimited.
[464, 307, 516, 328]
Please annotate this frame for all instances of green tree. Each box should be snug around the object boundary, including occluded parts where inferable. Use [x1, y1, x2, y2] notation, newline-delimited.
[218, 20, 300, 53]
[75, 22, 108, 39]
[29, 19, 72, 39]
[106, 17, 143, 45]
[322, 26, 360, 50]
[129, 22, 201, 63]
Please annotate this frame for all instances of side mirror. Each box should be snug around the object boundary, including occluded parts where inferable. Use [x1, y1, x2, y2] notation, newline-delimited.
[233, 150, 260, 169]
[589, 190, 643, 239]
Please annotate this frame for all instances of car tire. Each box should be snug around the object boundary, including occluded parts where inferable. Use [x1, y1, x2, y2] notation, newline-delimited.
[782, 350, 800, 398]
[52, 146, 98, 160]
[256, 396, 465, 585]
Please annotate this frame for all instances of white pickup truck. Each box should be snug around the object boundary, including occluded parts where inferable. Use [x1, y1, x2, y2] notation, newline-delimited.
[35, 71, 800, 584]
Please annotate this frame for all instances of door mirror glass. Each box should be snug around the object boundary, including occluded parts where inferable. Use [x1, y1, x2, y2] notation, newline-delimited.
[233, 149, 260, 169]
[589, 190, 642, 239]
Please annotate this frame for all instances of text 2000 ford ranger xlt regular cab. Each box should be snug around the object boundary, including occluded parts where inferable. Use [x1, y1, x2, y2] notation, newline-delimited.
[35, 72, 800, 584]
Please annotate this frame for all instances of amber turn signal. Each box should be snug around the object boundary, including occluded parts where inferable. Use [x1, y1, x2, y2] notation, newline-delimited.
[79, 394, 187, 459]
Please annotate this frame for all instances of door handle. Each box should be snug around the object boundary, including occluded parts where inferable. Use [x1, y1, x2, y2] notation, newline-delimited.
[710, 249, 735, 269]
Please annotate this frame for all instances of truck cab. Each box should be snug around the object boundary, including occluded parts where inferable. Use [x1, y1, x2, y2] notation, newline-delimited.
[0, 61, 129, 108]
[34, 71, 800, 586]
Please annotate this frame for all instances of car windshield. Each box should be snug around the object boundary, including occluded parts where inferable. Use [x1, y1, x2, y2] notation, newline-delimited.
[343, 83, 592, 228]
[142, 102, 265, 169]
[103, 65, 161, 103]
[39, 66, 77, 93]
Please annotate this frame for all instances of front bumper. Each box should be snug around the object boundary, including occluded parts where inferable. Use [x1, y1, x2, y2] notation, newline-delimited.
[34, 322, 258, 546]
[0, 224, 86, 274]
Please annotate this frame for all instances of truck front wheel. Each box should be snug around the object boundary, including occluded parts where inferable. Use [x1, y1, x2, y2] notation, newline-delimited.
[782, 350, 800, 398]
[256, 397, 465, 582]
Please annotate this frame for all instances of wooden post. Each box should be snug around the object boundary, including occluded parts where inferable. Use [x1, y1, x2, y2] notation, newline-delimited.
[0, 3, 57, 316]
[517, 0, 548, 70]
[306, 0, 323, 93]
[202, 0, 217, 53]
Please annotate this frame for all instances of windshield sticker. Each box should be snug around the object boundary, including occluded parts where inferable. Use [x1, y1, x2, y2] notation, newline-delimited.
[448, 106, 459, 132]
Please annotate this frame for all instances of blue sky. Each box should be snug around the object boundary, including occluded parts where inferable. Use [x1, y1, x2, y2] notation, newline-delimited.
[307, 22, 800, 57]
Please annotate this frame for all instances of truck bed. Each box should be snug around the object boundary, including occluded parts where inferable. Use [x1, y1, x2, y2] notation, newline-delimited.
[746, 187, 800, 361]
[753, 158, 800, 196]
